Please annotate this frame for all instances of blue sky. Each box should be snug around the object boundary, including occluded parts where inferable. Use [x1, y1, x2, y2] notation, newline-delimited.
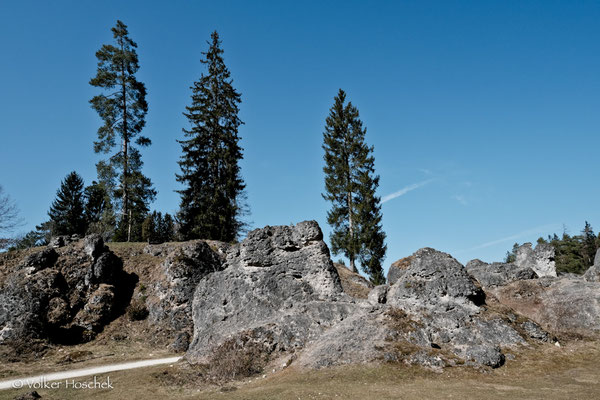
[1, 1, 598, 273]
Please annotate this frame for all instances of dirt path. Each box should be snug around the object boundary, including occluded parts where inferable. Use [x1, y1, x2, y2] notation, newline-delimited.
[0, 356, 182, 390]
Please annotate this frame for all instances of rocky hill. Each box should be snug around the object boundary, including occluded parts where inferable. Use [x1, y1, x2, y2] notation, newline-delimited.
[1, 221, 599, 377]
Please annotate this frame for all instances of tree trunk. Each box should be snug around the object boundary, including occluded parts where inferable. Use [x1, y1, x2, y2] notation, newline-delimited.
[121, 42, 130, 242]
[347, 191, 357, 272]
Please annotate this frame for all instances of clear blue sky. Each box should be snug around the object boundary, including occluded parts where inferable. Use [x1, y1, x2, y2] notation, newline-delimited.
[1, 1, 598, 273]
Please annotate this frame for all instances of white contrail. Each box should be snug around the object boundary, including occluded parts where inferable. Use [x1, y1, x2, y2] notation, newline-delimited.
[458, 224, 558, 254]
[381, 179, 433, 204]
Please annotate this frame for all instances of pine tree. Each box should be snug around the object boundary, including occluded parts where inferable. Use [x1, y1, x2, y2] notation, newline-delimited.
[581, 221, 597, 267]
[322, 89, 387, 283]
[504, 242, 520, 263]
[141, 211, 158, 243]
[48, 171, 87, 236]
[177, 31, 247, 242]
[159, 213, 175, 242]
[84, 181, 116, 240]
[142, 211, 175, 243]
[90, 20, 155, 242]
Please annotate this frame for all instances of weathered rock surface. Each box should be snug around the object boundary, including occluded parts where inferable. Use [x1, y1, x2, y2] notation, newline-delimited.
[147, 241, 225, 351]
[0, 236, 132, 347]
[20, 248, 58, 272]
[334, 262, 374, 299]
[515, 242, 556, 277]
[187, 223, 544, 370]
[583, 248, 600, 282]
[384, 248, 527, 368]
[187, 221, 354, 363]
[491, 278, 600, 339]
[466, 259, 537, 287]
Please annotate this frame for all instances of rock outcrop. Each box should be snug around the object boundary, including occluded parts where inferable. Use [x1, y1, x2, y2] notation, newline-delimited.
[334, 262, 374, 299]
[3, 221, 590, 374]
[0, 235, 132, 347]
[384, 248, 529, 368]
[186, 221, 354, 363]
[515, 242, 556, 277]
[466, 259, 537, 287]
[146, 241, 225, 351]
[187, 222, 546, 370]
[491, 278, 600, 339]
[583, 248, 600, 282]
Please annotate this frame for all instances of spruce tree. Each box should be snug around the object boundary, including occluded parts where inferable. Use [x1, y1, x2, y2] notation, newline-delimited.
[84, 180, 116, 239]
[142, 211, 175, 243]
[322, 89, 387, 283]
[177, 31, 246, 242]
[90, 20, 155, 242]
[581, 221, 597, 267]
[48, 171, 87, 236]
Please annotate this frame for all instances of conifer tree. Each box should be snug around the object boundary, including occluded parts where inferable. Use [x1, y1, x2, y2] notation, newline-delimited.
[84, 181, 116, 240]
[142, 211, 175, 243]
[48, 171, 87, 236]
[322, 89, 387, 283]
[581, 221, 597, 267]
[90, 20, 155, 241]
[177, 31, 247, 242]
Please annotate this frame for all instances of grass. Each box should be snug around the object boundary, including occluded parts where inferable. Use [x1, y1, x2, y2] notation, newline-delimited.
[1, 340, 599, 399]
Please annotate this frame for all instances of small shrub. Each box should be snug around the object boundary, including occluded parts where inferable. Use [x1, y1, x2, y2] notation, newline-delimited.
[206, 331, 273, 381]
[127, 298, 149, 321]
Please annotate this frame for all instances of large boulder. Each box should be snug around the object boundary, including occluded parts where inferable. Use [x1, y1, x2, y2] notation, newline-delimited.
[186, 221, 353, 363]
[146, 241, 225, 351]
[515, 242, 556, 277]
[491, 278, 600, 339]
[387, 248, 485, 310]
[583, 248, 600, 282]
[466, 259, 538, 287]
[384, 248, 528, 368]
[0, 236, 131, 348]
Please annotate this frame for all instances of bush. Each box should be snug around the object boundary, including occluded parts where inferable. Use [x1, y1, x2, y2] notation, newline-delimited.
[206, 331, 273, 381]
[127, 298, 149, 321]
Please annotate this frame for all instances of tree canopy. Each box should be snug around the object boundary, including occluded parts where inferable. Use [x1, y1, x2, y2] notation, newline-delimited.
[176, 31, 247, 242]
[322, 89, 386, 284]
[90, 20, 155, 242]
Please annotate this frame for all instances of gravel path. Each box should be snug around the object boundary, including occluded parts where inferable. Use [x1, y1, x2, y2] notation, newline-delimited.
[0, 356, 182, 390]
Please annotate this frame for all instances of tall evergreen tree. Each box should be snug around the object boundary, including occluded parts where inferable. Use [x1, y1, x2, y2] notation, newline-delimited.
[322, 89, 387, 283]
[90, 20, 155, 241]
[84, 180, 116, 240]
[177, 31, 247, 242]
[48, 171, 87, 236]
[142, 211, 175, 243]
[581, 221, 597, 267]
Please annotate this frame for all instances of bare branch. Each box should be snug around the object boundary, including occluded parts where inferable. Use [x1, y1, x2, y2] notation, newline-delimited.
[0, 185, 24, 233]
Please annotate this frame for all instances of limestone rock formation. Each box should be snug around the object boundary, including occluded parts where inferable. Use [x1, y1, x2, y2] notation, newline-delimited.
[466, 259, 537, 287]
[187, 223, 544, 370]
[186, 221, 354, 363]
[491, 278, 600, 339]
[515, 242, 556, 277]
[583, 248, 600, 282]
[334, 262, 374, 299]
[0, 235, 131, 347]
[147, 240, 225, 351]
[384, 248, 527, 368]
